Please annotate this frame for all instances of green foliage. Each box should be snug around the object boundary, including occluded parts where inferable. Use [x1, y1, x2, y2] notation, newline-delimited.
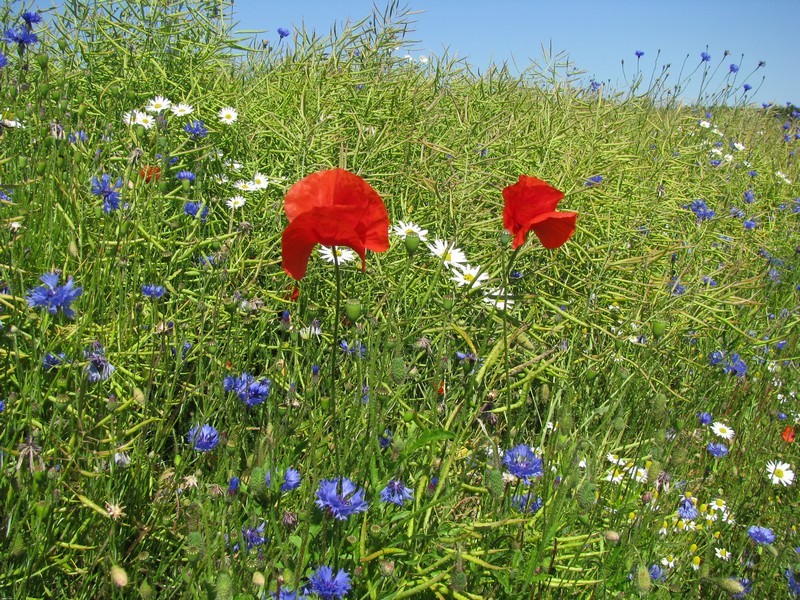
[0, 0, 798, 598]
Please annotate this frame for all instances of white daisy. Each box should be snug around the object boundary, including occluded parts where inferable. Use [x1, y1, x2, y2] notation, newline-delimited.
[711, 422, 734, 440]
[419, 55, 429, 64]
[428, 239, 466, 268]
[218, 106, 238, 125]
[732, 142, 745, 151]
[714, 547, 730, 561]
[630, 467, 648, 484]
[224, 160, 243, 171]
[776, 171, 792, 184]
[226, 196, 246, 209]
[319, 246, 357, 264]
[660, 555, 676, 569]
[392, 220, 428, 241]
[233, 180, 256, 192]
[766, 460, 795, 486]
[698, 120, 712, 128]
[482, 288, 514, 311]
[134, 112, 155, 129]
[251, 172, 269, 189]
[145, 95, 171, 113]
[170, 103, 194, 117]
[451, 264, 489, 288]
[604, 467, 625, 484]
[122, 111, 136, 126]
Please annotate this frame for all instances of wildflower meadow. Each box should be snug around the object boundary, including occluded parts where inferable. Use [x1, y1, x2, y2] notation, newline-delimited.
[1, 1, 799, 598]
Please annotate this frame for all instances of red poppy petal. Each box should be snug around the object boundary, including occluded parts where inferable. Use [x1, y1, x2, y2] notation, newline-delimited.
[526, 211, 578, 249]
[502, 175, 565, 236]
[285, 168, 384, 222]
[281, 209, 366, 280]
[782, 425, 796, 443]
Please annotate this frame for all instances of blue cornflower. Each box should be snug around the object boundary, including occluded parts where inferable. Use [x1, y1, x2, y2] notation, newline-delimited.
[68, 130, 87, 144]
[512, 492, 543, 514]
[775, 340, 788, 350]
[677, 497, 698, 520]
[309, 566, 351, 600]
[709, 159, 722, 167]
[187, 424, 219, 452]
[228, 476, 240, 495]
[768, 269, 781, 283]
[91, 174, 123, 213]
[721, 353, 747, 377]
[747, 526, 775, 545]
[43, 352, 67, 371]
[380, 478, 414, 506]
[585, 175, 604, 186]
[743, 190, 755, 203]
[707, 442, 728, 458]
[697, 411, 713, 425]
[743, 83, 752, 92]
[589, 79, 601, 92]
[730, 207, 745, 219]
[84, 345, 115, 383]
[339, 339, 366, 358]
[26, 272, 83, 318]
[729, 63, 739, 73]
[0, 52, 7, 68]
[223, 372, 271, 407]
[21, 11, 43, 28]
[241, 522, 267, 551]
[787, 569, 800, 595]
[141, 284, 165, 299]
[379, 429, 393, 449]
[510, 270, 524, 280]
[271, 589, 307, 600]
[649, 564, 666, 581]
[688, 199, 715, 221]
[183, 120, 207, 139]
[3, 26, 38, 51]
[668, 276, 686, 296]
[701, 276, 717, 287]
[281, 467, 301, 492]
[456, 351, 477, 363]
[176, 170, 195, 182]
[733, 578, 752, 599]
[635, 50, 644, 58]
[315, 477, 369, 520]
[700, 51, 711, 62]
[183, 201, 208, 221]
[0, 399, 4, 412]
[743, 219, 757, 230]
[277, 27, 290, 39]
[502, 444, 544, 483]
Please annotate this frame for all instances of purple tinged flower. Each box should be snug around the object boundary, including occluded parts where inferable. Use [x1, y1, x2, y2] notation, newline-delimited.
[380, 478, 414, 506]
[228, 476, 240, 495]
[315, 477, 368, 520]
[677, 497, 698, 520]
[339, 339, 366, 358]
[141, 284, 165, 298]
[743, 83, 752, 92]
[21, 11, 43, 28]
[241, 521, 267, 550]
[668, 276, 686, 296]
[281, 467, 301, 492]
[512, 492, 543, 514]
[635, 50, 645, 58]
[747, 526, 775, 545]
[743, 190, 755, 203]
[379, 429, 393, 449]
[309, 565, 351, 599]
[43, 352, 67, 371]
[69, 130, 87, 144]
[585, 175, 604, 186]
[729, 63, 739, 73]
[3, 26, 38, 50]
[183, 120, 207, 139]
[743, 219, 757, 230]
[502, 444, 544, 483]
[701, 276, 717, 287]
[700, 51, 711, 62]
[707, 442, 728, 457]
[649, 564, 666, 581]
[721, 353, 747, 377]
[709, 159, 722, 167]
[91, 174, 123, 213]
[84, 344, 115, 382]
[176, 170, 195, 182]
[26, 273, 83, 318]
[271, 590, 307, 600]
[277, 27, 290, 39]
[183, 201, 208, 221]
[0, 52, 7, 68]
[787, 569, 800, 595]
[223, 372, 271, 407]
[697, 411, 713, 425]
[187, 424, 219, 452]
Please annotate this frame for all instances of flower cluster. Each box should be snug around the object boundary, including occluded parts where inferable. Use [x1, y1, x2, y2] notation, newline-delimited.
[223, 372, 271, 407]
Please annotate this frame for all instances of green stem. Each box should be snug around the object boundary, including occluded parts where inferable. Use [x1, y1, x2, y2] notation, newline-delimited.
[330, 247, 342, 472]
[501, 246, 521, 425]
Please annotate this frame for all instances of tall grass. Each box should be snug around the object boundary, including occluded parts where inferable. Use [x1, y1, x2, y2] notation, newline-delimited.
[0, 1, 797, 598]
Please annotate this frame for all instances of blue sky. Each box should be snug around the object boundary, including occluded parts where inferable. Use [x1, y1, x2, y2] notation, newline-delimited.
[232, 0, 797, 105]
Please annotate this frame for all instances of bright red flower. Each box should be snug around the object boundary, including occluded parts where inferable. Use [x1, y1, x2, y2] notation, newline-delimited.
[139, 165, 161, 183]
[281, 168, 390, 280]
[782, 425, 795, 443]
[502, 175, 578, 249]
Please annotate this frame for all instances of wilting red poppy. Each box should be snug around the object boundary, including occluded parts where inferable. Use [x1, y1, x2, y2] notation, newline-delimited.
[502, 175, 578, 249]
[139, 165, 161, 183]
[281, 168, 390, 280]
[782, 425, 795, 443]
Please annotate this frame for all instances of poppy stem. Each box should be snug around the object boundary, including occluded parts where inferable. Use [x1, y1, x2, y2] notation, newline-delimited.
[501, 247, 521, 428]
[330, 246, 342, 471]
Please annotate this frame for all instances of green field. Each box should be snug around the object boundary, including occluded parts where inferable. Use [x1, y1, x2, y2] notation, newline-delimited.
[0, 1, 798, 598]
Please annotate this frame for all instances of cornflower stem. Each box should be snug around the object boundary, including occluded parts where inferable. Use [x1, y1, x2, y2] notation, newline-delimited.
[501, 246, 521, 425]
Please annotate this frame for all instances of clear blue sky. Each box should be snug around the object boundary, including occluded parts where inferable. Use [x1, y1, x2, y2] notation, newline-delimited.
[232, 0, 797, 105]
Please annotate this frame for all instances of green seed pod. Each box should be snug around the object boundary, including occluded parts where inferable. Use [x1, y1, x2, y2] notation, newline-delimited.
[577, 481, 597, 510]
[402, 410, 414, 423]
[404, 233, 420, 255]
[249, 466, 269, 496]
[486, 468, 505, 499]
[634, 565, 651, 594]
[57, 39, 68, 52]
[499, 231, 512, 246]
[651, 320, 668, 338]
[450, 569, 468, 592]
[10, 532, 26, 557]
[716, 578, 745, 595]
[442, 295, 454, 311]
[344, 299, 362, 322]
[184, 531, 204, 564]
[17, 156, 27, 169]
[539, 383, 550, 403]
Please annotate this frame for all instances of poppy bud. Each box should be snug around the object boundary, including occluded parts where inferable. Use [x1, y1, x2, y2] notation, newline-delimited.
[344, 299, 362, 322]
[404, 232, 420, 255]
[109, 565, 128, 587]
[652, 320, 668, 338]
[442, 295, 454, 311]
[634, 565, 651, 594]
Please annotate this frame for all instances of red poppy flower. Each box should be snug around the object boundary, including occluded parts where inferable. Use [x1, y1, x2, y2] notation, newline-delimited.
[281, 168, 390, 280]
[502, 175, 578, 249]
[782, 425, 795, 443]
[139, 165, 161, 183]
